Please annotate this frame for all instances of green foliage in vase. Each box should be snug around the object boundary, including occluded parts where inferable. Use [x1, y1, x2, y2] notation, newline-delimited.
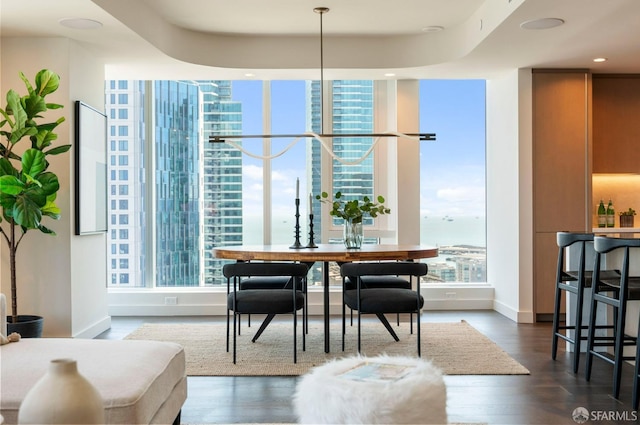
[316, 191, 390, 224]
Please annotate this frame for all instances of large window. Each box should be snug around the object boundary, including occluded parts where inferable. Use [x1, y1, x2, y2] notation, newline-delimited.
[419, 80, 487, 283]
[105, 79, 486, 288]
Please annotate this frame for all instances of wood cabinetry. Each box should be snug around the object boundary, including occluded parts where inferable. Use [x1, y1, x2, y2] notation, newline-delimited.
[593, 75, 640, 173]
[532, 70, 591, 318]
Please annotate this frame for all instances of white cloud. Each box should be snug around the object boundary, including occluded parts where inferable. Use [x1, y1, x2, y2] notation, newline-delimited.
[437, 186, 484, 203]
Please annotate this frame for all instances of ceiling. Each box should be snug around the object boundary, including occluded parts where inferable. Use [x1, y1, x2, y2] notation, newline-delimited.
[2, 0, 640, 80]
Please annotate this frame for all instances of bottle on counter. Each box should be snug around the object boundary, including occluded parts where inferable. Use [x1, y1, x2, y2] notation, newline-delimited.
[598, 200, 607, 228]
[606, 199, 615, 228]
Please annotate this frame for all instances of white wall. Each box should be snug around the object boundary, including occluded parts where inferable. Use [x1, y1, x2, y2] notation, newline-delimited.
[486, 69, 534, 323]
[0, 37, 110, 337]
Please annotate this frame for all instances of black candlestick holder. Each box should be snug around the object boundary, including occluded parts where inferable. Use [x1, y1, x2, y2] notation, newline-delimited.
[306, 213, 318, 248]
[290, 198, 303, 249]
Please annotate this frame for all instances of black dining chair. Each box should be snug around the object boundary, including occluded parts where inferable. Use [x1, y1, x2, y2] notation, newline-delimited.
[340, 261, 427, 356]
[585, 236, 640, 406]
[224, 262, 308, 364]
[551, 232, 620, 373]
[344, 272, 411, 326]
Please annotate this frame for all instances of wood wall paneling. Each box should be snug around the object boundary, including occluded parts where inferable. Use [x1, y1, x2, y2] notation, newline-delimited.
[593, 75, 640, 173]
[532, 70, 590, 317]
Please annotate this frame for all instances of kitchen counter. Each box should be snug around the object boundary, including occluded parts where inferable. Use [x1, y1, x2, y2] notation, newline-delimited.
[593, 227, 640, 234]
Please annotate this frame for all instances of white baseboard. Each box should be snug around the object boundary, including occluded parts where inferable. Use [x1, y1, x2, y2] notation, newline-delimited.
[74, 315, 112, 339]
[107, 285, 499, 317]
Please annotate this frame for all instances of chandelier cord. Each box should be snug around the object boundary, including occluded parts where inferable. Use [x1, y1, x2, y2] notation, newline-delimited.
[318, 7, 325, 133]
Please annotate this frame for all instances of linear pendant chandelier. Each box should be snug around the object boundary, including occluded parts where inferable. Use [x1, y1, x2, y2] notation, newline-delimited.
[209, 7, 436, 165]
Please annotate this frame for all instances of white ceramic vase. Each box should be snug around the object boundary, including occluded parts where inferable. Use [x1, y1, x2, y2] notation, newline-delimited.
[18, 358, 104, 424]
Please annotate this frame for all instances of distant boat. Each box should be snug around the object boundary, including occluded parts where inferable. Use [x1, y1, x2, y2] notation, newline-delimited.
[447, 218, 454, 222]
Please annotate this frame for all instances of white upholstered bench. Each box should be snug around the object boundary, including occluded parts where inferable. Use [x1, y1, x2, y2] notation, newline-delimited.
[0, 294, 187, 425]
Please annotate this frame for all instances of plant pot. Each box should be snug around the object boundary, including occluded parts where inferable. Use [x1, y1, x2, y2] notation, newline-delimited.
[7, 315, 44, 338]
[620, 215, 635, 228]
[343, 219, 363, 249]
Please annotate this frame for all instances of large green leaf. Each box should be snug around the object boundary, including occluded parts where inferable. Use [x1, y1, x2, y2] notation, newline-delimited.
[0, 158, 18, 177]
[41, 198, 61, 219]
[0, 193, 17, 210]
[34, 172, 59, 196]
[9, 126, 37, 144]
[35, 70, 60, 97]
[22, 94, 46, 119]
[45, 144, 72, 156]
[22, 149, 46, 177]
[37, 224, 56, 235]
[6, 90, 27, 130]
[13, 193, 42, 229]
[22, 186, 47, 207]
[0, 175, 25, 195]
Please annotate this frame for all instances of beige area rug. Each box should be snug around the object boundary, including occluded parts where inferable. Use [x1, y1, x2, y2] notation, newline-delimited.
[124, 319, 529, 376]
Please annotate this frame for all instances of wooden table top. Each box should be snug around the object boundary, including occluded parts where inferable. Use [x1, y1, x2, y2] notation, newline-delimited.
[213, 244, 438, 262]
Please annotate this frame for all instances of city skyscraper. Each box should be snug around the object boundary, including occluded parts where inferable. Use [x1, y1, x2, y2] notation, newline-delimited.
[154, 80, 201, 287]
[198, 81, 244, 285]
[308, 80, 376, 234]
[106, 80, 147, 287]
[107, 80, 243, 287]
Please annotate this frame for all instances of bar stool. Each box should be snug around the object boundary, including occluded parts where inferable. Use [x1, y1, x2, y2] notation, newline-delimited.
[585, 235, 640, 404]
[551, 232, 620, 373]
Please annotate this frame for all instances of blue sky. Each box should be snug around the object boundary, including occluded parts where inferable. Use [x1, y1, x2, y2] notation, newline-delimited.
[229, 80, 486, 220]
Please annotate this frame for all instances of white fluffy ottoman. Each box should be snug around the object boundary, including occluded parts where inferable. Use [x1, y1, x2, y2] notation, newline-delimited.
[294, 355, 447, 424]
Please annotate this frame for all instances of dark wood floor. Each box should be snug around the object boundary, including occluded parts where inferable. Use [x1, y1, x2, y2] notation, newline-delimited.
[96, 310, 640, 425]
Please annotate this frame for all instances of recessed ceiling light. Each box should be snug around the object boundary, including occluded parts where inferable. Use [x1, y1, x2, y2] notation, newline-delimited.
[593, 57, 607, 63]
[422, 26, 444, 33]
[520, 18, 564, 30]
[384, 73, 396, 77]
[244, 73, 255, 77]
[59, 18, 103, 30]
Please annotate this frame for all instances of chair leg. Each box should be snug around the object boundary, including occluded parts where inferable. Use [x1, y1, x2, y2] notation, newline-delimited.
[612, 291, 628, 399]
[376, 313, 400, 341]
[252, 314, 276, 343]
[417, 310, 421, 357]
[572, 284, 586, 374]
[551, 282, 563, 361]
[634, 333, 640, 410]
[233, 312, 238, 364]
[293, 310, 297, 364]
[302, 300, 306, 352]
[357, 309, 362, 353]
[584, 287, 600, 381]
[226, 308, 230, 353]
[342, 295, 346, 351]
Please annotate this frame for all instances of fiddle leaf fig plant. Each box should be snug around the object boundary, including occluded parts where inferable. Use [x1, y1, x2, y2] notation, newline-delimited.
[0, 69, 70, 324]
[316, 191, 390, 223]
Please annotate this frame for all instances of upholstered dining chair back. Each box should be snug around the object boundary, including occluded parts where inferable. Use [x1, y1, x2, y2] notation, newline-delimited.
[340, 261, 427, 356]
[223, 262, 308, 364]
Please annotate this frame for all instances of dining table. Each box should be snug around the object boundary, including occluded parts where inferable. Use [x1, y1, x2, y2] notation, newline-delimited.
[213, 243, 439, 352]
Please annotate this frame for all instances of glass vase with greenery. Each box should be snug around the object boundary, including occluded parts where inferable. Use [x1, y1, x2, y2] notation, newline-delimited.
[316, 191, 390, 248]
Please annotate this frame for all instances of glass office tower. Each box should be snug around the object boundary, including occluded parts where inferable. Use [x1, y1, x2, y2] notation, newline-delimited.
[198, 81, 244, 285]
[154, 80, 201, 287]
[309, 80, 375, 234]
[107, 80, 243, 287]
